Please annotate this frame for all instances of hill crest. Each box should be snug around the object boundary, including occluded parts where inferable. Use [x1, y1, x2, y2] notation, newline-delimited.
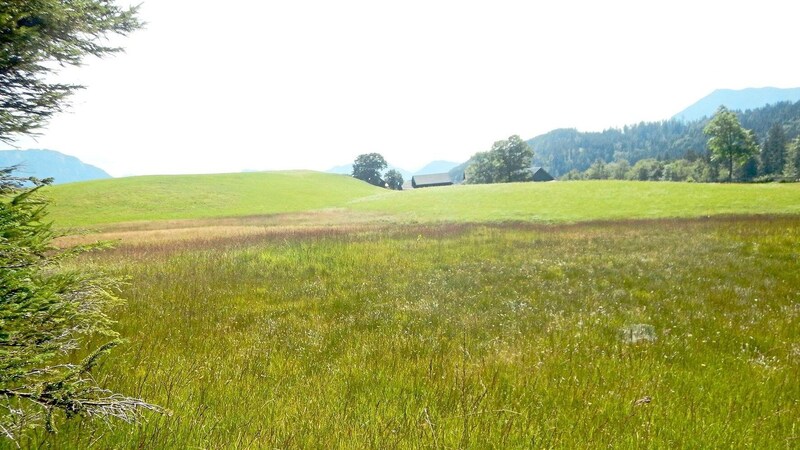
[46, 170, 385, 227]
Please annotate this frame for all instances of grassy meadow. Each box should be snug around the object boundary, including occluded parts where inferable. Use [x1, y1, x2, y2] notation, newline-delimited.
[45, 171, 384, 227]
[46, 174, 800, 227]
[348, 180, 800, 223]
[16, 176, 800, 448]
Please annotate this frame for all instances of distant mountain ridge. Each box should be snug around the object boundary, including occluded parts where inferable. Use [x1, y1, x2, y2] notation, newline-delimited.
[326, 164, 413, 180]
[326, 160, 460, 181]
[413, 160, 459, 175]
[0, 149, 111, 184]
[673, 87, 800, 122]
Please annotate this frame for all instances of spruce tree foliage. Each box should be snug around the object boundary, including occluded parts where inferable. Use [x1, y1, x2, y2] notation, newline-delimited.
[740, 156, 759, 181]
[760, 123, 787, 176]
[784, 138, 800, 180]
[384, 169, 404, 190]
[0, 0, 142, 143]
[0, 1, 156, 442]
[466, 135, 534, 184]
[352, 153, 388, 187]
[703, 106, 758, 182]
[0, 169, 161, 442]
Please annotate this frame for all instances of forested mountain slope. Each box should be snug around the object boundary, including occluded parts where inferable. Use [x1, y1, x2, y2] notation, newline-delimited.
[529, 100, 800, 176]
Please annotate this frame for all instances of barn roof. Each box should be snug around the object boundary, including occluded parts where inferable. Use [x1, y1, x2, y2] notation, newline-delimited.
[531, 166, 554, 181]
[411, 173, 453, 188]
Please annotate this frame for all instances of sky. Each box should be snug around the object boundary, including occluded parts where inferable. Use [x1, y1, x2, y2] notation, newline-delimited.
[6, 0, 800, 177]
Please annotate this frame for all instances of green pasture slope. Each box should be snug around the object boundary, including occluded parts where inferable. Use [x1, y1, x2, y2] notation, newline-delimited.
[45, 171, 384, 227]
[47, 173, 800, 227]
[349, 180, 800, 222]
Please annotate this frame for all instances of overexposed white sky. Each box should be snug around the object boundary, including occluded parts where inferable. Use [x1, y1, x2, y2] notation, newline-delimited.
[7, 0, 800, 176]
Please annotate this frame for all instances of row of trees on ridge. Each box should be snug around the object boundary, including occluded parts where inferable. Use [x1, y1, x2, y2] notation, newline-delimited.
[352, 104, 800, 188]
[530, 100, 800, 180]
[351, 136, 536, 189]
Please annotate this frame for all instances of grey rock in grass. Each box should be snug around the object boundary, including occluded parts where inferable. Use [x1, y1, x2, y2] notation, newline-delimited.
[620, 324, 657, 344]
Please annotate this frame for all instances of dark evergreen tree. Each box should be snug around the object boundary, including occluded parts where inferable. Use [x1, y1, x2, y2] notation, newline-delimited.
[0, 169, 160, 442]
[784, 138, 800, 180]
[740, 156, 759, 181]
[0, 0, 142, 143]
[0, 2, 158, 442]
[760, 123, 787, 176]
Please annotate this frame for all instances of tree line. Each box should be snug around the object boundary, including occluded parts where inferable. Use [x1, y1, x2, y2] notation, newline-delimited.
[351, 136, 536, 189]
[357, 103, 800, 187]
[530, 100, 800, 181]
[561, 106, 800, 182]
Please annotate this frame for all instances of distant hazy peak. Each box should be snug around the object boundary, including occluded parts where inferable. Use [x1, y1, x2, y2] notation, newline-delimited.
[413, 160, 460, 175]
[0, 149, 111, 184]
[673, 87, 800, 122]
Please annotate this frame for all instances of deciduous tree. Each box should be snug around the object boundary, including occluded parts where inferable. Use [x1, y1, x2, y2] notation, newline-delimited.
[466, 135, 534, 184]
[703, 106, 758, 182]
[352, 153, 388, 187]
[384, 169, 404, 190]
[464, 150, 495, 184]
[626, 158, 664, 181]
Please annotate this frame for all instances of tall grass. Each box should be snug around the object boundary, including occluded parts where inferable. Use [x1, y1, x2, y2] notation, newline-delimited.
[18, 217, 800, 448]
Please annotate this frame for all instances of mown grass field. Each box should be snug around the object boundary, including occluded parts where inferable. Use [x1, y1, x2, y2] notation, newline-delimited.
[349, 180, 800, 223]
[18, 175, 800, 448]
[45, 171, 384, 227]
[46, 173, 800, 227]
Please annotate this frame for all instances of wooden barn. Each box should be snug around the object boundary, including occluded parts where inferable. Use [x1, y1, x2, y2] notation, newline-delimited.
[411, 173, 453, 188]
[531, 166, 555, 182]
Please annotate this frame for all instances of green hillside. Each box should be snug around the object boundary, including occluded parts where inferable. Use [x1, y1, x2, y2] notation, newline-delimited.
[46, 171, 383, 227]
[349, 181, 800, 223]
[46, 172, 800, 228]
